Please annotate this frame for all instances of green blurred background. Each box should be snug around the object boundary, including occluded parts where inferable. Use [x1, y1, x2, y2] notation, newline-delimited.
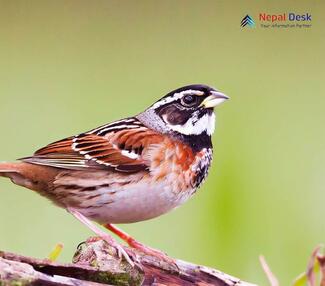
[0, 1, 324, 285]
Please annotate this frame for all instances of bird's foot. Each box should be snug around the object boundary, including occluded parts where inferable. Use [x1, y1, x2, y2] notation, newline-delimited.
[67, 208, 134, 266]
[86, 236, 136, 266]
[127, 237, 179, 271]
[103, 223, 177, 268]
[88, 235, 133, 263]
[104, 236, 135, 266]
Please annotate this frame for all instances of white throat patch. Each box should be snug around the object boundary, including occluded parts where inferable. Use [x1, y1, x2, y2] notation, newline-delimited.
[168, 112, 215, 136]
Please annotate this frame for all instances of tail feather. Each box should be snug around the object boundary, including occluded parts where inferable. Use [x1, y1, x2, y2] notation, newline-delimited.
[0, 162, 31, 188]
[0, 161, 58, 192]
[0, 162, 21, 176]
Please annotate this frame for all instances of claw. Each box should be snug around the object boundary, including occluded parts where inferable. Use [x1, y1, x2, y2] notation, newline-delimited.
[106, 237, 134, 267]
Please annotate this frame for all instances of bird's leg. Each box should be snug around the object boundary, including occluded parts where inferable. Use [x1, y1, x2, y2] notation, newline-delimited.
[67, 208, 134, 266]
[103, 223, 169, 259]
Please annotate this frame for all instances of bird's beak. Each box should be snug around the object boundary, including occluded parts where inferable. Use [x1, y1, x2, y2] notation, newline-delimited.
[200, 91, 229, 108]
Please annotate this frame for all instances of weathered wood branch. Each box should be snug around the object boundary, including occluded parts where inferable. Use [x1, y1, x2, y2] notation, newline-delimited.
[0, 238, 257, 286]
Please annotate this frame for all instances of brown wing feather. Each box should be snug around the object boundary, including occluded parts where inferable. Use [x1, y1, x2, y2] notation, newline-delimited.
[20, 122, 164, 173]
[35, 137, 75, 155]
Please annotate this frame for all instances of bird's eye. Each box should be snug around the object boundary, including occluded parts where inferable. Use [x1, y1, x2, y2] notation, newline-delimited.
[181, 94, 197, 107]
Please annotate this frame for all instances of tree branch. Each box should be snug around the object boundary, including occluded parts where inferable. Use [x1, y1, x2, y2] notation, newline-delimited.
[0, 238, 257, 286]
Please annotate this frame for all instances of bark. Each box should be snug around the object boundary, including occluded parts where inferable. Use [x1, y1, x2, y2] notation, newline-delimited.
[0, 238, 257, 286]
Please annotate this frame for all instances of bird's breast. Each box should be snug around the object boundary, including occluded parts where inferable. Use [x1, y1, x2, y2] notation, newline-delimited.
[147, 138, 213, 191]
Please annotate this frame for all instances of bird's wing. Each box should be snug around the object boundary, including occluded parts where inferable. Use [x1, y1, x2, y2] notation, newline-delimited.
[20, 117, 162, 173]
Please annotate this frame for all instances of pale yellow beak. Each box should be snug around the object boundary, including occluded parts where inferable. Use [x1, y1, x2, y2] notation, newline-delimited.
[200, 91, 229, 108]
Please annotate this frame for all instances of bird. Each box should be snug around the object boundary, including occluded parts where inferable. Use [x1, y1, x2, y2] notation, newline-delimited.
[0, 84, 228, 265]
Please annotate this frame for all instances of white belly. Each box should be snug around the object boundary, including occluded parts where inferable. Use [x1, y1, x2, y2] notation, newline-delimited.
[73, 180, 194, 224]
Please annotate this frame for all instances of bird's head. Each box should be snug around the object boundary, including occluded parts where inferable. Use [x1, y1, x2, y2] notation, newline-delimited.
[137, 84, 229, 140]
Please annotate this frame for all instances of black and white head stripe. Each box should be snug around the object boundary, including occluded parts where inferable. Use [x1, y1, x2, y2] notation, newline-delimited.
[149, 89, 205, 110]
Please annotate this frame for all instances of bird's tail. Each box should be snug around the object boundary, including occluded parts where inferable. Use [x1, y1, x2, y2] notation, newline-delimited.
[0, 161, 58, 192]
[0, 161, 48, 192]
[0, 161, 29, 187]
[0, 162, 20, 177]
